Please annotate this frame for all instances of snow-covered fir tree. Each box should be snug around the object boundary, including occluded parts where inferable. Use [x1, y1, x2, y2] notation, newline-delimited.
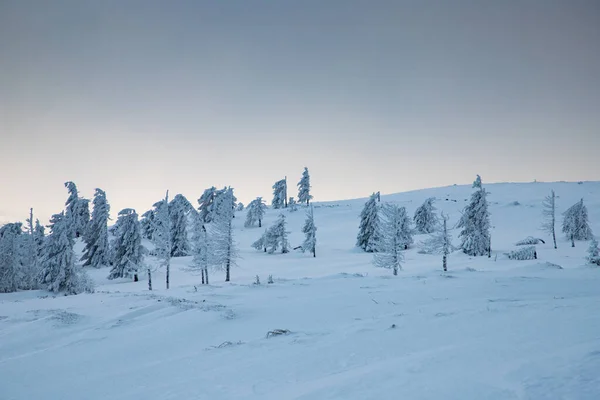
[288, 197, 298, 212]
[81, 188, 111, 268]
[420, 213, 454, 271]
[297, 167, 313, 205]
[587, 237, 600, 266]
[190, 214, 210, 284]
[264, 214, 290, 254]
[562, 199, 593, 247]
[151, 191, 171, 289]
[169, 194, 193, 257]
[74, 198, 90, 239]
[356, 193, 380, 252]
[397, 206, 413, 249]
[140, 209, 155, 240]
[0, 223, 23, 293]
[457, 179, 491, 257]
[245, 197, 267, 228]
[251, 229, 269, 253]
[413, 197, 439, 234]
[373, 204, 406, 276]
[38, 213, 93, 295]
[213, 187, 237, 221]
[301, 205, 317, 257]
[236, 202, 244, 212]
[541, 190, 557, 249]
[108, 208, 144, 281]
[209, 187, 238, 281]
[21, 209, 38, 290]
[198, 186, 217, 223]
[272, 178, 287, 209]
[472, 174, 482, 189]
[34, 219, 45, 259]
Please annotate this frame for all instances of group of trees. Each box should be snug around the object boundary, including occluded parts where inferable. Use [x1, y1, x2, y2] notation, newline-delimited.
[271, 167, 313, 210]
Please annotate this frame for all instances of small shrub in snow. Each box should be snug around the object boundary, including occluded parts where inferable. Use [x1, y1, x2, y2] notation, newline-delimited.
[515, 236, 545, 246]
[254, 275, 260, 285]
[505, 246, 537, 260]
[587, 237, 600, 266]
[267, 274, 274, 284]
[266, 329, 291, 338]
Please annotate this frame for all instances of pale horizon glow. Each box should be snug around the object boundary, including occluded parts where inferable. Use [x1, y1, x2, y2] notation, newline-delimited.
[1, 1, 599, 225]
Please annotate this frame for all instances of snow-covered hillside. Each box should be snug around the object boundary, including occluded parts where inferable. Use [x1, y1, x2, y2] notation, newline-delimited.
[1, 181, 600, 399]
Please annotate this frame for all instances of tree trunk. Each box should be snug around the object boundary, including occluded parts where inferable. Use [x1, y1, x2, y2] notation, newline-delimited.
[393, 266, 398, 276]
[134, 274, 138, 282]
[443, 254, 447, 272]
[225, 259, 230, 282]
[201, 269, 205, 284]
[571, 235, 575, 247]
[166, 260, 170, 289]
[205, 267, 209, 285]
[147, 269, 152, 291]
[552, 229, 557, 249]
[313, 248, 316, 258]
[259, 219, 262, 228]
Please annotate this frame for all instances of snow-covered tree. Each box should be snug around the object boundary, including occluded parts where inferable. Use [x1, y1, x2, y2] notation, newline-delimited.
[108, 208, 144, 281]
[419, 213, 453, 271]
[541, 190, 557, 249]
[373, 204, 405, 276]
[272, 178, 287, 209]
[288, 197, 298, 212]
[81, 188, 111, 268]
[34, 219, 45, 258]
[169, 194, 193, 257]
[457, 180, 491, 257]
[587, 237, 600, 266]
[398, 206, 413, 249]
[236, 203, 244, 212]
[198, 186, 217, 223]
[297, 167, 313, 205]
[151, 191, 171, 289]
[562, 199, 593, 247]
[245, 197, 267, 228]
[413, 197, 439, 234]
[210, 187, 238, 281]
[356, 193, 380, 252]
[472, 174, 482, 189]
[301, 205, 317, 257]
[213, 187, 237, 220]
[74, 199, 90, 239]
[64, 181, 79, 228]
[140, 209, 155, 240]
[251, 229, 269, 253]
[38, 213, 93, 295]
[265, 214, 290, 254]
[190, 214, 210, 284]
[0, 223, 23, 293]
[506, 246, 537, 260]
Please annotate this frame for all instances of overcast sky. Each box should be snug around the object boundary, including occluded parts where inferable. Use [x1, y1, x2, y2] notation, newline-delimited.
[1, 0, 599, 224]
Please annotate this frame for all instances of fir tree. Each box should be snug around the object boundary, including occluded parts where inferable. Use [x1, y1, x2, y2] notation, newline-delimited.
[140, 209, 155, 240]
[38, 213, 93, 295]
[297, 167, 313, 205]
[373, 204, 405, 275]
[64, 181, 79, 233]
[252, 229, 269, 253]
[586, 237, 600, 266]
[245, 197, 267, 228]
[420, 213, 454, 271]
[272, 179, 287, 209]
[264, 214, 290, 254]
[356, 193, 380, 252]
[457, 179, 491, 257]
[190, 214, 210, 284]
[288, 197, 298, 212]
[236, 203, 244, 212]
[398, 206, 414, 249]
[108, 208, 144, 281]
[210, 188, 238, 281]
[562, 199, 593, 247]
[169, 194, 193, 257]
[152, 191, 171, 289]
[21, 208, 38, 289]
[74, 199, 90, 239]
[0, 223, 23, 293]
[301, 205, 317, 257]
[472, 174, 482, 189]
[541, 190, 557, 249]
[81, 188, 111, 268]
[198, 186, 217, 224]
[413, 197, 439, 234]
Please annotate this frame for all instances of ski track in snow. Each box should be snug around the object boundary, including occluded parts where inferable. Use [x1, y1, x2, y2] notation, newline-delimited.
[1, 181, 600, 399]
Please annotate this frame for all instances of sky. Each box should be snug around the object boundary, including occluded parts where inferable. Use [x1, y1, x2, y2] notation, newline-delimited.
[1, 0, 599, 225]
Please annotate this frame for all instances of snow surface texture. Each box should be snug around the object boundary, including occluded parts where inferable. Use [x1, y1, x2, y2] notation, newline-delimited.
[1, 181, 600, 400]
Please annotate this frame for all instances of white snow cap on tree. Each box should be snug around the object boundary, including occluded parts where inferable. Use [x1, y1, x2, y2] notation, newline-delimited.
[272, 179, 287, 209]
[457, 179, 491, 257]
[81, 188, 111, 268]
[0, 223, 23, 293]
[264, 213, 290, 254]
[245, 197, 267, 228]
[301, 206, 317, 257]
[356, 193, 380, 252]
[373, 203, 406, 275]
[587, 237, 600, 266]
[38, 213, 93, 295]
[169, 194, 193, 257]
[413, 197, 439, 234]
[297, 167, 313, 205]
[562, 199, 593, 245]
[108, 208, 144, 280]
